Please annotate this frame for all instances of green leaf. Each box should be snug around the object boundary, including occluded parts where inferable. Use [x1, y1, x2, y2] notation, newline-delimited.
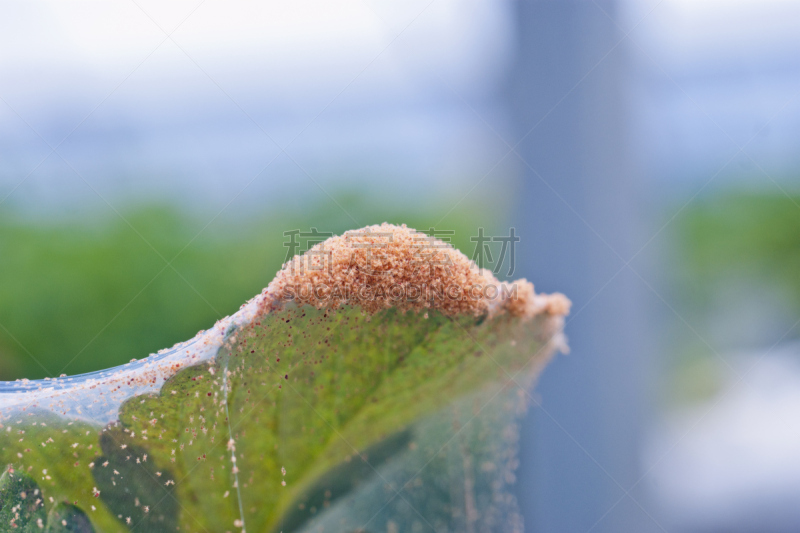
[2, 303, 561, 532]
[113, 305, 559, 532]
[0, 470, 46, 532]
[91, 432, 178, 532]
[45, 502, 95, 533]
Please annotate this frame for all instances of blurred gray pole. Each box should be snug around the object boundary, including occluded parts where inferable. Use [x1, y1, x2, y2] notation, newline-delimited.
[509, 1, 654, 532]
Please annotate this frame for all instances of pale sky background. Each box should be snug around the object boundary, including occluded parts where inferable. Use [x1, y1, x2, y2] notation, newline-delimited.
[1, 0, 798, 211]
[0, 0, 517, 214]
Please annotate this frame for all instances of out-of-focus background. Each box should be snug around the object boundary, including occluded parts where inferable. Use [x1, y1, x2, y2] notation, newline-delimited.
[1, 0, 799, 531]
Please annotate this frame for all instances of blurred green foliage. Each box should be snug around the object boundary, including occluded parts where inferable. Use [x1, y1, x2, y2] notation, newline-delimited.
[678, 191, 800, 309]
[668, 190, 800, 404]
[0, 196, 498, 381]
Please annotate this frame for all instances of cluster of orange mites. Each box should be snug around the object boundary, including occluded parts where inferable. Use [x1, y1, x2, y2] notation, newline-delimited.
[260, 223, 570, 320]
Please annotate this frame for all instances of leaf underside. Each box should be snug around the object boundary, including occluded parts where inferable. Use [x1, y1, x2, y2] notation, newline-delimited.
[1, 305, 559, 532]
